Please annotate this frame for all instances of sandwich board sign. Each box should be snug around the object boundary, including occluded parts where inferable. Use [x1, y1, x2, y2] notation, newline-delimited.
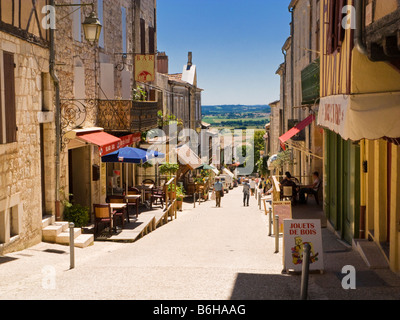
[272, 201, 292, 233]
[283, 219, 324, 273]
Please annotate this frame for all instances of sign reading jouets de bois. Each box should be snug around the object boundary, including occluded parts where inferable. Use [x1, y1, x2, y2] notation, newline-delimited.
[135, 54, 155, 83]
[283, 219, 324, 272]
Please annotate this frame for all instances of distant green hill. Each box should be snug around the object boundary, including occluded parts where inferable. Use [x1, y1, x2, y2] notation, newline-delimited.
[202, 104, 271, 115]
[202, 104, 271, 130]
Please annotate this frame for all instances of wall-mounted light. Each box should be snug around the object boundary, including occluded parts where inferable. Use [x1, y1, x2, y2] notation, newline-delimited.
[82, 10, 102, 43]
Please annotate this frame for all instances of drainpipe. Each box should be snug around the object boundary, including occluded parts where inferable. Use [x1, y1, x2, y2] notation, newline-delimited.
[49, 0, 61, 220]
[289, 6, 295, 120]
[281, 48, 287, 137]
[354, 0, 368, 56]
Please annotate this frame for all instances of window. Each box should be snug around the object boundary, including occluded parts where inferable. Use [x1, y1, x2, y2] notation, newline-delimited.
[140, 18, 146, 54]
[121, 7, 127, 53]
[327, 0, 347, 54]
[97, 0, 104, 48]
[149, 26, 155, 54]
[1, 51, 17, 144]
[72, 0, 82, 42]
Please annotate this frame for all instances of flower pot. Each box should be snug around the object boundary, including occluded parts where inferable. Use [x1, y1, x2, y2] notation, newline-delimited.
[168, 191, 176, 200]
[176, 200, 183, 211]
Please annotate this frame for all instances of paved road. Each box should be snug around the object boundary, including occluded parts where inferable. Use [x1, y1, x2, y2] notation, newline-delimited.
[0, 187, 300, 300]
[1, 186, 399, 300]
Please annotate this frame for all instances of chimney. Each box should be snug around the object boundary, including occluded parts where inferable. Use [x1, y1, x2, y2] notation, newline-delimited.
[157, 52, 169, 74]
[187, 52, 193, 68]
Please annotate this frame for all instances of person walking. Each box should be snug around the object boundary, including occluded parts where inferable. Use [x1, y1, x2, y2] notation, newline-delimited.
[214, 177, 223, 208]
[250, 178, 256, 196]
[243, 179, 251, 207]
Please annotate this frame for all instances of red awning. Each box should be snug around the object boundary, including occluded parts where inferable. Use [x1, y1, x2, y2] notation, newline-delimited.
[279, 115, 315, 150]
[120, 133, 141, 148]
[77, 132, 121, 156]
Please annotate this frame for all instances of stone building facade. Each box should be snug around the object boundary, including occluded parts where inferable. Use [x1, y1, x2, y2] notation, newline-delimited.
[0, 0, 55, 254]
[55, 0, 158, 214]
[273, 0, 323, 184]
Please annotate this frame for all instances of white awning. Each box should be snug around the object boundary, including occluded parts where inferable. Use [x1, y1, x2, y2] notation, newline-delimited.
[176, 144, 203, 170]
[223, 168, 234, 178]
[318, 92, 400, 141]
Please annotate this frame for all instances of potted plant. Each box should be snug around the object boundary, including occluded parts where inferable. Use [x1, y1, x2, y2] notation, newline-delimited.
[159, 162, 179, 199]
[176, 185, 185, 211]
[63, 203, 90, 229]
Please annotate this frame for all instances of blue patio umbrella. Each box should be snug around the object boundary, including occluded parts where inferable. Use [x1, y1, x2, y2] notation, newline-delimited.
[102, 147, 166, 198]
[101, 147, 165, 164]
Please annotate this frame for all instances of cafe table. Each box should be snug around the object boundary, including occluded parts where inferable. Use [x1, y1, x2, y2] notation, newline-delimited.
[109, 203, 128, 230]
[124, 194, 141, 221]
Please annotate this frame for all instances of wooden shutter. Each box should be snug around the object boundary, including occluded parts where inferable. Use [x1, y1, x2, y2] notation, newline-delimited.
[327, 0, 336, 54]
[140, 18, 146, 54]
[336, 0, 345, 49]
[3, 51, 17, 143]
[149, 27, 155, 54]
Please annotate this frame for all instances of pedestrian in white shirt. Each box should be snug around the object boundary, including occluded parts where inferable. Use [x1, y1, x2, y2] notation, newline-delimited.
[250, 178, 256, 196]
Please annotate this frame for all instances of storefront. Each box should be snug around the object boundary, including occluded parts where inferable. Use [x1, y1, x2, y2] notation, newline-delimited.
[319, 94, 400, 271]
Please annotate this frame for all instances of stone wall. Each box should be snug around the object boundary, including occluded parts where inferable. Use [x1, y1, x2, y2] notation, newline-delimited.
[0, 31, 53, 255]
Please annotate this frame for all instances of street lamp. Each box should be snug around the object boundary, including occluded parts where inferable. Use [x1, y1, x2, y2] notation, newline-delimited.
[54, 3, 102, 43]
[82, 10, 102, 43]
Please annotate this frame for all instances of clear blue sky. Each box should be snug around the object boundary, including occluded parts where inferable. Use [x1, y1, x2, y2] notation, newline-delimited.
[157, 0, 291, 106]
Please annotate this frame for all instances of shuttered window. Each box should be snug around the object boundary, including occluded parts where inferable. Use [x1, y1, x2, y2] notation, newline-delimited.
[140, 18, 146, 54]
[3, 51, 17, 144]
[149, 26, 155, 54]
[327, 0, 346, 54]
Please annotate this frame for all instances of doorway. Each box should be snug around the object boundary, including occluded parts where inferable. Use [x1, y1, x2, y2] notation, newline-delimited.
[68, 147, 91, 209]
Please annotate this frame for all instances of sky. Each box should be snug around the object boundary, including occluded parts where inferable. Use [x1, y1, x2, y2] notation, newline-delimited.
[157, 0, 292, 106]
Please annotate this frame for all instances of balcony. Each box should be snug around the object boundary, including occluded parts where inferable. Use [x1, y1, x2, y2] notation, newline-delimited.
[364, 3, 400, 62]
[97, 100, 160, 133]
[301, 58, 320, 105]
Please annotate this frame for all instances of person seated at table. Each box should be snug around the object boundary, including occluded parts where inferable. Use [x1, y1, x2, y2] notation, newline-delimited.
[298, 172, 321, 204]
[280, 172, 298, 200]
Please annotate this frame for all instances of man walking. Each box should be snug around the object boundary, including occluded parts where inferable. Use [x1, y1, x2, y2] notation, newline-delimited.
[214, 177, 223, 207]
[243, 179, 251, 207]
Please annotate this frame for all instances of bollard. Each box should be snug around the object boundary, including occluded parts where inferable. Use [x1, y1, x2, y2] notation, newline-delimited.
[300, 243, 311, 300]
[258, 193, 261, 209]
[274, 215, 279, 253]
[69, 222, 75, 269]
[268, 207, 273, 236]
[193, 192, 196, 208]
[198, 192, 201, 205]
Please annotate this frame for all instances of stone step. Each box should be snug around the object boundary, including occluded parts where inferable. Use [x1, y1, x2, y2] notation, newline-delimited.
[42, 224, 64, 243]
[42, 215, 55, 229]
[74, 234, 94, 248]
[54, 221, 69, 232]
[55, 228, 82, 245]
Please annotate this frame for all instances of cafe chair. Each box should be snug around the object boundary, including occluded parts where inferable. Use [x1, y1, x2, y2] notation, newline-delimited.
[281, 186, 295, 203]
[305, 185, 321, 205]
[127, 187, 141, 218]
[93, 204, 119, 237]
[151, 186, 165, 209]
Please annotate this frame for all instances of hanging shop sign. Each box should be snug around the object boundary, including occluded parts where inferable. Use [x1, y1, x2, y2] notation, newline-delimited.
[135, 54, 155, 83]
